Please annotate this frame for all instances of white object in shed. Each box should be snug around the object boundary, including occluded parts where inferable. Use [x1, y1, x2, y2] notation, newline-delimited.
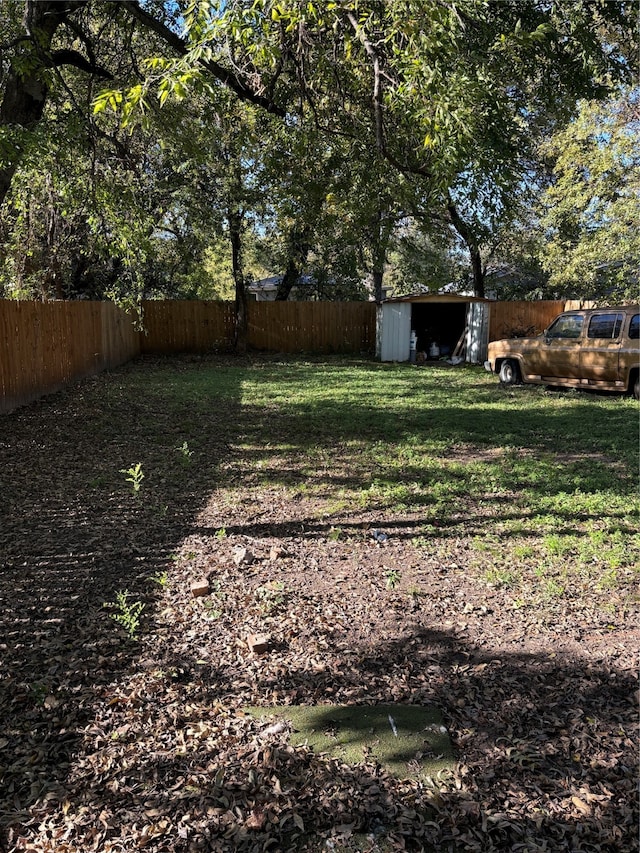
[376, 302, 412, 361]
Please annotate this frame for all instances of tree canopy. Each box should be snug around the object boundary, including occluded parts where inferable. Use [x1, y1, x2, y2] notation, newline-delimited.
[537, 88, 640, 301]
[0, 0, 637, 306]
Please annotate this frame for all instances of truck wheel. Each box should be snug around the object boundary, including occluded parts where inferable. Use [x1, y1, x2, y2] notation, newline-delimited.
[499, 359, 521, 385]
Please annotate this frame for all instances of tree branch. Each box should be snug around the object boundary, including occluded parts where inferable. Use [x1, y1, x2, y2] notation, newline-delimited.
[344, 10, 432, 179]
[49, 48, 113, 79]
[118, 0, 286, 117]
[446, 193, 485, 297]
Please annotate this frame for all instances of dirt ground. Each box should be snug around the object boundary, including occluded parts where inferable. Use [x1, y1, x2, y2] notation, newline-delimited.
[0, 359, 637, 852]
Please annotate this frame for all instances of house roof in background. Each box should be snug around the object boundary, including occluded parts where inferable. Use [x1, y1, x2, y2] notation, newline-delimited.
[248, 276, 281, 292]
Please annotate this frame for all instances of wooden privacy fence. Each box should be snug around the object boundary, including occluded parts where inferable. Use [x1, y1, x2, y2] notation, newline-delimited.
[247, 301, 376, 354]
[139, 300, 377, 354]
[488, 300, 566, 341]
[0, 300, 139, 414]
[141, 300, 236, 353]
[0, 299, 377, 413]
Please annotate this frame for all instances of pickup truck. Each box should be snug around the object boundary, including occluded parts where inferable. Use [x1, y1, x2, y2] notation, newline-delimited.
[485, 305, 640, 400]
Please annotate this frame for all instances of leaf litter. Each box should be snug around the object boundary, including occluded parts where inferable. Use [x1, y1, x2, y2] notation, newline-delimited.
[0, 356, 637, 852]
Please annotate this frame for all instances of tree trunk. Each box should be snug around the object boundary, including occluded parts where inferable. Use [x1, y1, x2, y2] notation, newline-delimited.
[446, 195, 485, 298]
[276, 229, 310, 300]
[371, 268, 384, 304]
[0, 62, 48, 203]
[370, 207, 389, 304]
[276, 258, 300, 301]
[469, 244, 484, 299]
[229, 207, 248, 353]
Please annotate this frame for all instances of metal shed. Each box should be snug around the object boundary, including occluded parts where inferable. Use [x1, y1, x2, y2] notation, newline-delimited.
[376, 293, 492, 364]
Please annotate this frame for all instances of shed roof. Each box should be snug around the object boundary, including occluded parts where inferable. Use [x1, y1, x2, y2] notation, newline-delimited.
[383, 292, 493, 304]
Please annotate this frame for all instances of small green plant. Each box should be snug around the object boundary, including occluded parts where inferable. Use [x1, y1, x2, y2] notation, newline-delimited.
[543, 534, 572, 557]
[176, 441, 193, 463]
[597, 568, 619, 591]
[201, 598, 223, 621]
[485, 567, 517, 588]
[256, 580, 287, 612]
[407, 584, 423, 606]
[513, 544, 535, 560]
[328, 527, 343, 541]
[385, 567, 401, 590]
[150, 570, 168, 588]
[29, 681, 48, 705]
[120, 462, 144, 494]
[215, 527, 227, 539]
[105, 589, 145, 639]
[543, 578, 565, 599]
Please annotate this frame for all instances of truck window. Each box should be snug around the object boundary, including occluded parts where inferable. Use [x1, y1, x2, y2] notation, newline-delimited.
[547, 314, 584, 339]
[587, 313, 624, 339]
[629, 315, 639, 340]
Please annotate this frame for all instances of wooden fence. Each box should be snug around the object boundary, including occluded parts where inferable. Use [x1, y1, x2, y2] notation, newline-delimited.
[140, 300, 236, 353]
[139, 300, 377, 354]
[0, 300, 139, 414]
[488, 300, 566, 341]
[247, 301, 376, 354]
[0, 299, 377, 413]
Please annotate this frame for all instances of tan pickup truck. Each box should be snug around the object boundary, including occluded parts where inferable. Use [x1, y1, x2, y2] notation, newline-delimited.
[485, 305, 640, 400]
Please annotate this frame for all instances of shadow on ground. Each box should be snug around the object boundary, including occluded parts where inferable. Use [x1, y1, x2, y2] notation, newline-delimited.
[0, 357, 244, 841]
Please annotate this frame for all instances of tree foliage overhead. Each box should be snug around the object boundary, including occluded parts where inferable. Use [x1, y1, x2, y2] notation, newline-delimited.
[0, 0, 637, 304]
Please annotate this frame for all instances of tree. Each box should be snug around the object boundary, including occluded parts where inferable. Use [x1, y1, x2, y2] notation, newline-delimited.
[0, 7, 205, 302]
[537, 88, 640, 302]
[0, 0, 272, 304]
[1, 0, 638, 311]
[0, 1, 116, 208]
[433, 1, 638, 296]
[385, 219, 465, 295]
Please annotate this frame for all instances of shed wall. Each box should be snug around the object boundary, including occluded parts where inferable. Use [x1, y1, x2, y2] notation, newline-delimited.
[377, 303, 412, 361]
[466, 302, 490, 363]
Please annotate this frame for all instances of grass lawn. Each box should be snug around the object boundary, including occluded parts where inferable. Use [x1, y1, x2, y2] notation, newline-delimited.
[0, 355, 637, 852]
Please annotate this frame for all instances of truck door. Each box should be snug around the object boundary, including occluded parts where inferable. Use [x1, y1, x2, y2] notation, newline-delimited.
[532, 313, 584, 378]
[579, 312, 624, 382]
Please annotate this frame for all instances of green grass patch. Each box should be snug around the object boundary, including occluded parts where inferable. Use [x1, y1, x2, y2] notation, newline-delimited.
[79, 356, 639, 611]
[244, 704, 453, 782]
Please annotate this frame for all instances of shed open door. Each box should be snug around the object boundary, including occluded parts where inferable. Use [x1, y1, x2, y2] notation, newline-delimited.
[377, 303, 412, 362]
[466, 302, 490, 363]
